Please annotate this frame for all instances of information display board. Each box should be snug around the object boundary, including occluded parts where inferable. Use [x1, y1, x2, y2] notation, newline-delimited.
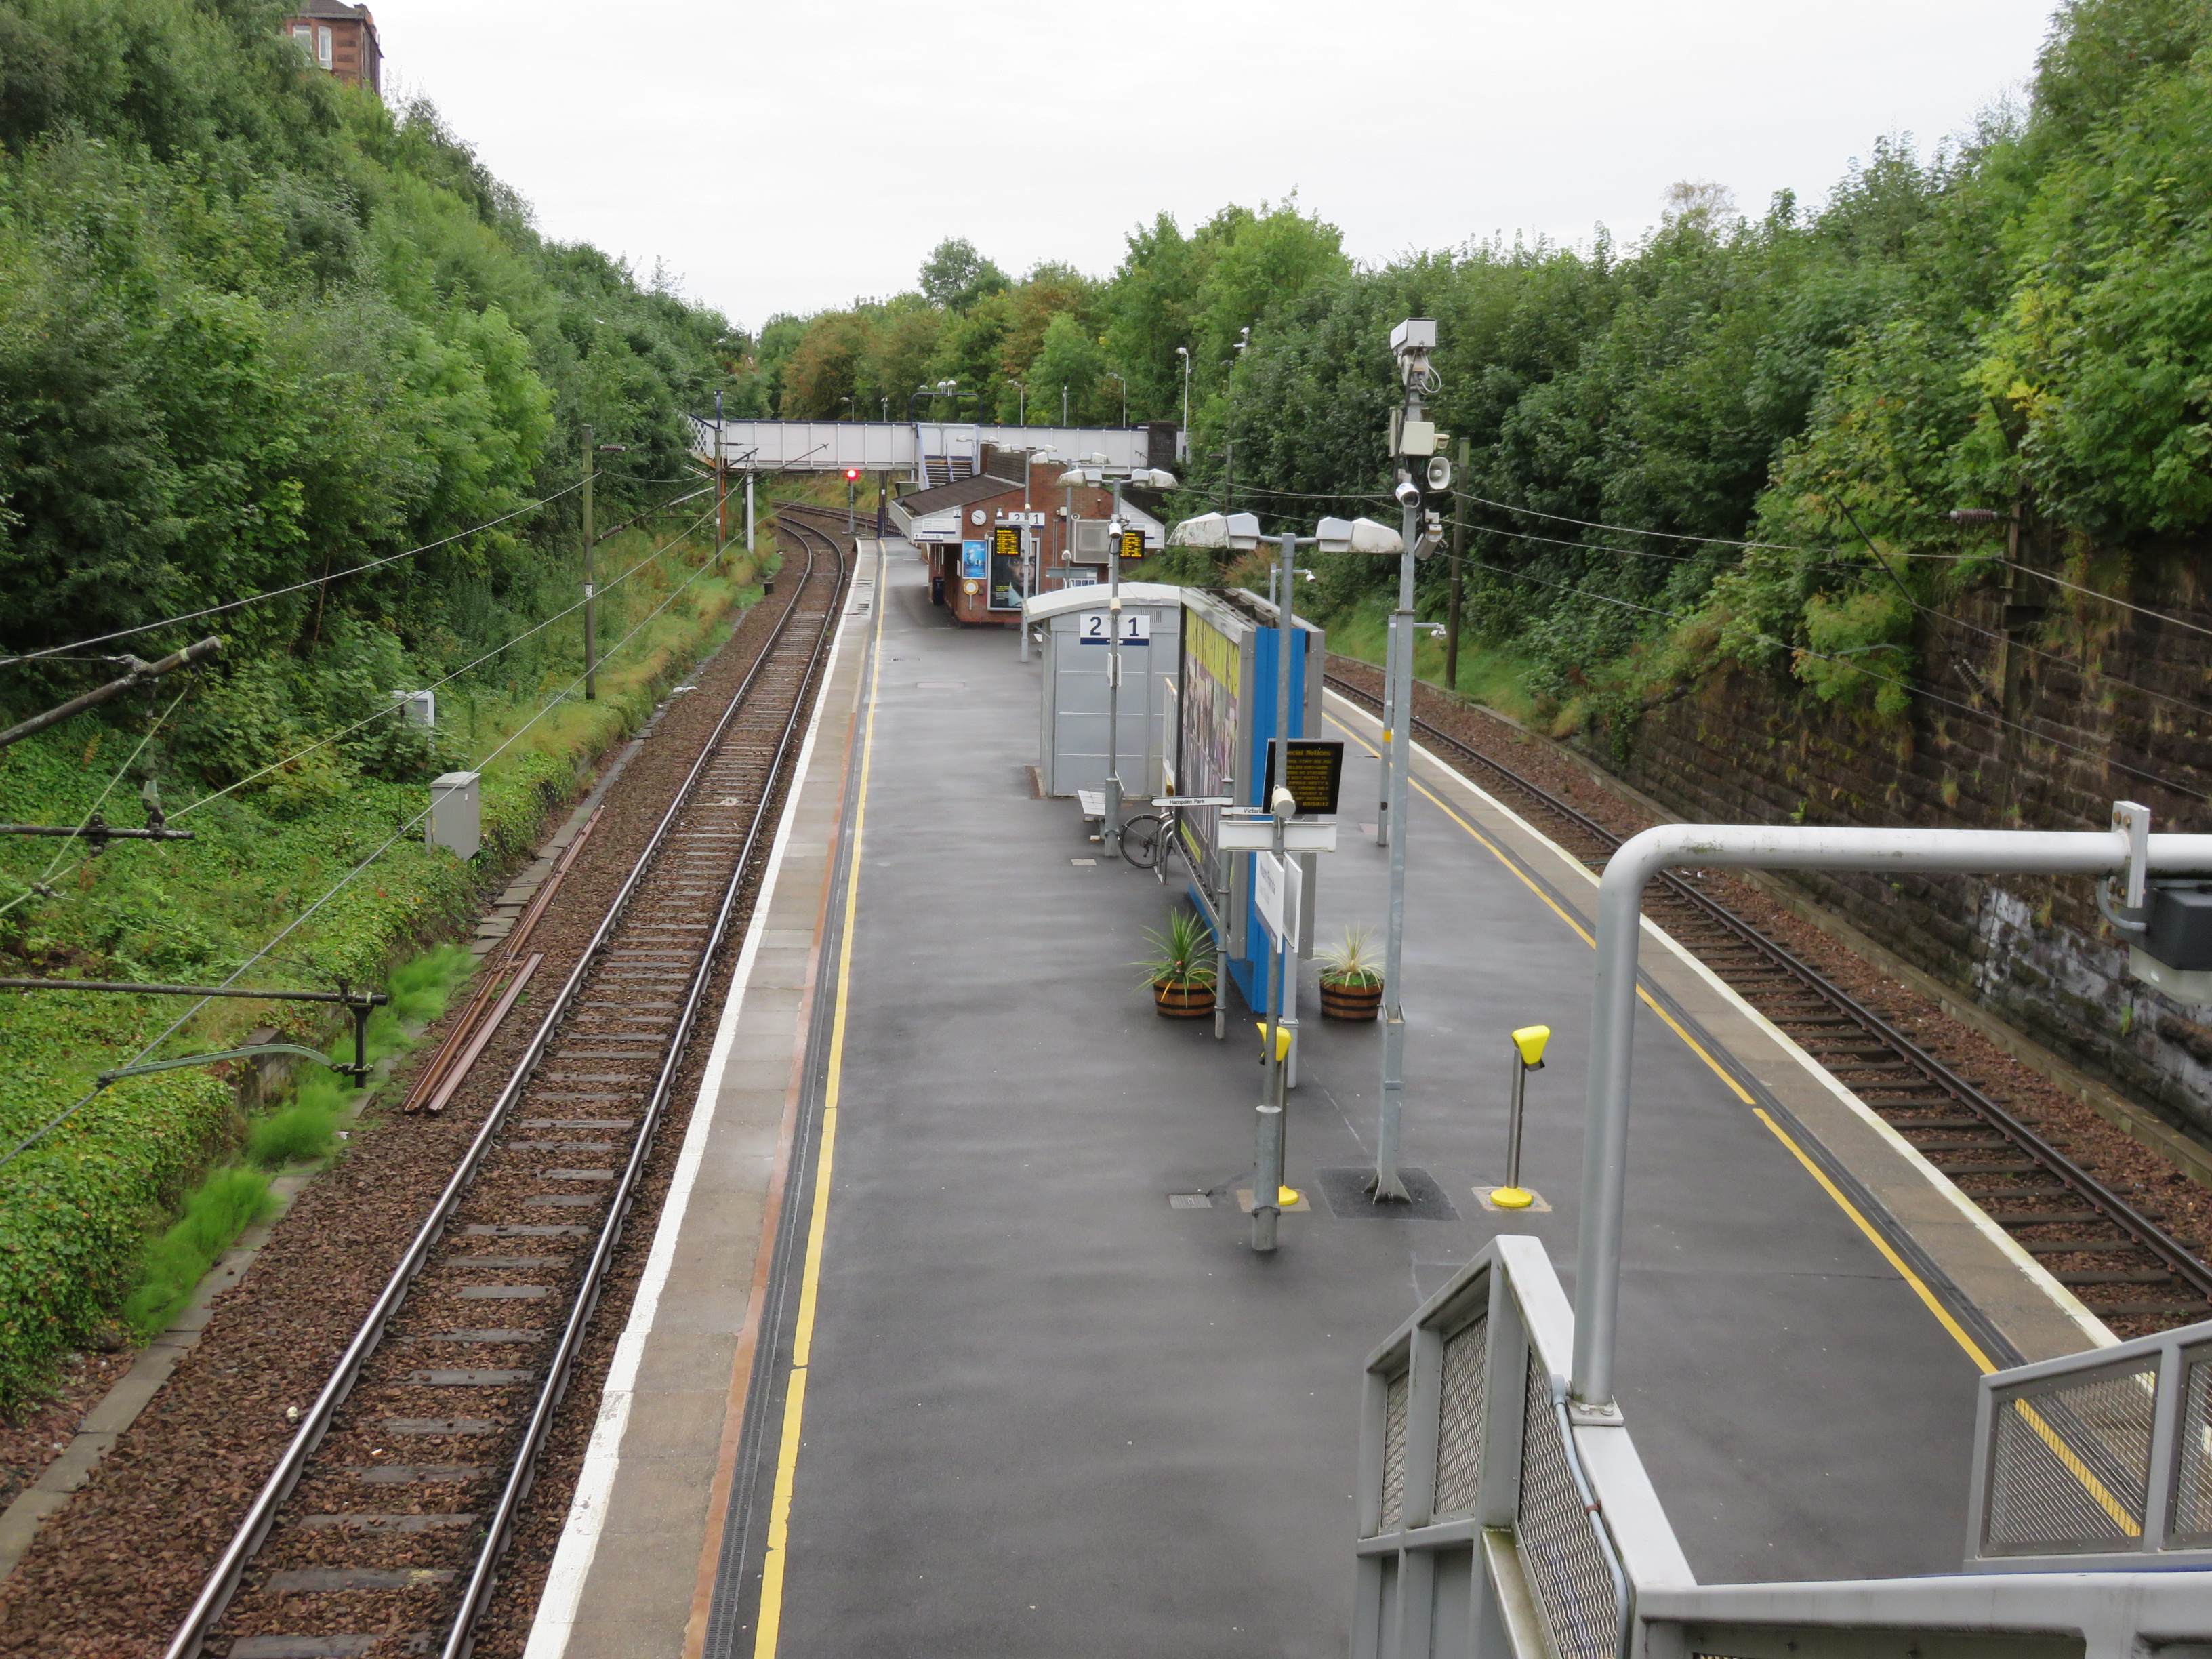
[989, 525, 1023, 611]
[1261, 739, 1345, 816]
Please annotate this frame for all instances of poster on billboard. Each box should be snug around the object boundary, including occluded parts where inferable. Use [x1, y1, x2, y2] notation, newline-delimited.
[960, 540, 987, 579]
[1176, 601, 1244, 881]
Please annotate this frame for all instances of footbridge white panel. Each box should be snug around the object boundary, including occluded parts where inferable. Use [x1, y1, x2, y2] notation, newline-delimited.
[687, 419, 1172, 474]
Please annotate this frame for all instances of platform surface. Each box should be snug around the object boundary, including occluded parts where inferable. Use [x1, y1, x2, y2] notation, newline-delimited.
[529, 551, 2106, 1659]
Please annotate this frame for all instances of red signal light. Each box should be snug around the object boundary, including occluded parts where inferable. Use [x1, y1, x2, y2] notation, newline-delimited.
[843, 468, 861, 482]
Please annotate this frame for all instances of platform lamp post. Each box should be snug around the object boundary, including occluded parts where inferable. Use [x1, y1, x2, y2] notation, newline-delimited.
[1106, 371, 1128, 428]
[1003, 441, 1056, 663]
[1058, 464, 1178, 855]
[1176, 345, 1191, 435]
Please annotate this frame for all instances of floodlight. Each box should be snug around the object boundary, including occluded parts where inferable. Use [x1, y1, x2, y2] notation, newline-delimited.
[1315, 516, 1404, 555]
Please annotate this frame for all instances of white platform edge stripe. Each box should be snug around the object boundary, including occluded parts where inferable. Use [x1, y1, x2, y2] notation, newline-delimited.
[521, 584, 863, 1659]
[1323, 687, 2118, 1355]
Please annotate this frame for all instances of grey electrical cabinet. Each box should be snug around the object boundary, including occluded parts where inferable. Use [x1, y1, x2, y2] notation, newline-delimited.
[1025, 582, 1186, 800]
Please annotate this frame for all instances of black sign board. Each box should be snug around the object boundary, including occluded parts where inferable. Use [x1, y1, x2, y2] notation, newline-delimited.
[1117, 529, 1146, 562]
[1261, 739, 1344, 816]
[992, 525, 1023, 559]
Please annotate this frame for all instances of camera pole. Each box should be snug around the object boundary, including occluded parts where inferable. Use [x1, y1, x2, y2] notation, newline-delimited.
[1371, 319, 1436, 1202]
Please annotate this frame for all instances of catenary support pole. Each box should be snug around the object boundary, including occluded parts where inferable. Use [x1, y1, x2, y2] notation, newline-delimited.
[745, 468, 755, 562]
[1446, 434, 1467, 692]
[581, 424, 598, 702]
[1568, 817, 2212, 1410]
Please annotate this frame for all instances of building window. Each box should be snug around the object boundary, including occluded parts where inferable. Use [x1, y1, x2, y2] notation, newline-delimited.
[317, 24, 333, 66]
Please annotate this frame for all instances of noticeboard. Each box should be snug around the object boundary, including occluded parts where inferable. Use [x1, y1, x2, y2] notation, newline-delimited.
[960, 539, 987, 579]
[1262, 739, 1345, 816]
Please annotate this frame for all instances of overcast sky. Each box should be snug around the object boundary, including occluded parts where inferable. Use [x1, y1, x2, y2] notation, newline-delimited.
[369, 1, 2061, 336]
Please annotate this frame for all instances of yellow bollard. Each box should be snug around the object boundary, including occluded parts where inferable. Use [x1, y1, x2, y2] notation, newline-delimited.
[1489, 1025, 1551, 1210]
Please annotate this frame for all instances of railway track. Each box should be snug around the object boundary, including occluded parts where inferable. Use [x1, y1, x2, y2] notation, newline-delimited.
[165, 512, 851, 1659]
[1324, 666, 2212, 1335]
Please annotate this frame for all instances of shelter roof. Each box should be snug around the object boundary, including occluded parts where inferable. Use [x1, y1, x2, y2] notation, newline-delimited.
[1022, 583, 1189, 621]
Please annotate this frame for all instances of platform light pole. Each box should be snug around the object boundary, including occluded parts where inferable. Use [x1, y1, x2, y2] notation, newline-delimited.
[1106, 370, 1128, 428]
[1059, 464, 1177, 855]
[1176, 345, 1191, 436]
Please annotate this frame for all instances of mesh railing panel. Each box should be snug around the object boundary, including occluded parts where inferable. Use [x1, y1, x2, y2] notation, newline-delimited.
[1984, 1364, 2156, 1553]
[1518, 1354, 1618, 1659]
[2171, 1347, 2212, 1546]
[1433, 1314, 1488, 1519]
[1378, 1368, 1409, 1533]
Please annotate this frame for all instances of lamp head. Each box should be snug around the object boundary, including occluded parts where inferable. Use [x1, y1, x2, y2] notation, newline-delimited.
[1166, 510, 1263, 553]
[1315, 516, 1404, 556]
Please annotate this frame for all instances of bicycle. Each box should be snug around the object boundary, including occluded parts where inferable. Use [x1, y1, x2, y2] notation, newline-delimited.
[1122, 794, 1233, 877]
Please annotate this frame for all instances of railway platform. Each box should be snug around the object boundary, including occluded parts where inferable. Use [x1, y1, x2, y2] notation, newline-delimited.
[521, 548, 2114, 1659]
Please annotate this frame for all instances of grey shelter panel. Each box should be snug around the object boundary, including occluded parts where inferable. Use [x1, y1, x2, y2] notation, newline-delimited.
[1027, 583, 1185, 799]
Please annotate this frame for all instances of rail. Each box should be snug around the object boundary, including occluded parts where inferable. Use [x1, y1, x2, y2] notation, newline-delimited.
[163, 512, 850, 1659]
[1322, 665, 2212, 1334]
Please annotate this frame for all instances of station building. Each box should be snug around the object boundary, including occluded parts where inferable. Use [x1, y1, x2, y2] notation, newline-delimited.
[889, 448, 1169, 626]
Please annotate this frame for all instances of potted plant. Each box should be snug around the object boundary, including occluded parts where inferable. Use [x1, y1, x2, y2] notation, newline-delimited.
[1136, 911, 1218, 1019]
[1318, 924, 1384, 1021]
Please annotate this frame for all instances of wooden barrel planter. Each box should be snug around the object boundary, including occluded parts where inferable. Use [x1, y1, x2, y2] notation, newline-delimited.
[1320, 977, 1383, 1021]
[1153, 980, 1216, 1019]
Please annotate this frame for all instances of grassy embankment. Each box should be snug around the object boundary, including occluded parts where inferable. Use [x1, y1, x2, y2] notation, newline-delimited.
[0, 521, 779, 1408]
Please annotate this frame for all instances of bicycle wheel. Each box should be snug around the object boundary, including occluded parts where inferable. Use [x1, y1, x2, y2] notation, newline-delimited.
[1121, 813, 1164, 869]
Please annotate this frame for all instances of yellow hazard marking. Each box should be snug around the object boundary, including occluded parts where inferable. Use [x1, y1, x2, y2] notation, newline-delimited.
[1330, 695, 2141, 1538]
[754, 561, 886, 1658]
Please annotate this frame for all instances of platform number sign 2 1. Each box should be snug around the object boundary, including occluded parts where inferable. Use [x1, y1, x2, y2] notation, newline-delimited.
[1078, 611, 1151, 645]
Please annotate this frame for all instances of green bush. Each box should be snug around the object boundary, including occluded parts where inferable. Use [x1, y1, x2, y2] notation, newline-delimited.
[120, 1166, 277, 1339]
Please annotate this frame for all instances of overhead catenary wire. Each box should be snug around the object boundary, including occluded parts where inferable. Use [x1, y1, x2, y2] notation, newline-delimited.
[0, 479, 594, 669]
[0, 508, 748, 1172]
[1225, 476, 2212, 725]
[0, 687, 193, 923]
[1458, 555, 2209, 804]
[172, 498, 723, 821]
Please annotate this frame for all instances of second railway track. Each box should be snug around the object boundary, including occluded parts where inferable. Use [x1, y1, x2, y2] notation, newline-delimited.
[1324, 663, 2212, 1339]
[165, 510, 853, 1659]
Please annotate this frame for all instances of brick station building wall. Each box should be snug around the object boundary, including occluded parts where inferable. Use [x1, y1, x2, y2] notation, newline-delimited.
[1572, 540, 2212, 1140]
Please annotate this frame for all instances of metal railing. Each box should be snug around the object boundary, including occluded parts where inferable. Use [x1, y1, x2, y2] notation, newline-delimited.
[1353, 1237, 1689, 1659]
[1353, 1243, 2212, 1658]
[1966, 1316, 2212, 1568]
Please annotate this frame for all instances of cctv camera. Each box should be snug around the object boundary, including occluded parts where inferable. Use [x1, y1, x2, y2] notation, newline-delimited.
[1394, 476, 1421, 509]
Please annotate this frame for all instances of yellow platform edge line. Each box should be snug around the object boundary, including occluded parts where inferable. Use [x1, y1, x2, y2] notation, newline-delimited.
[753, 565, 886, 1659]
[1340, 695, 2142, 1541]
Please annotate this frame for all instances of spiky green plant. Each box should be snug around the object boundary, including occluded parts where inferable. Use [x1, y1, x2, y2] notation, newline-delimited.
[1133, 909, 1218, 990]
